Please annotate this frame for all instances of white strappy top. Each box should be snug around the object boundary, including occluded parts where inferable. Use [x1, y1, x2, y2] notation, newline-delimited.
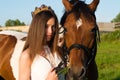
[31, 45, 65, 80]
[31, 55, 51, 80]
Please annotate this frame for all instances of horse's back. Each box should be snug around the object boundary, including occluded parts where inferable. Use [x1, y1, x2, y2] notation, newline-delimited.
[0, 30, 27, 40]
[0, 34, 17, 80]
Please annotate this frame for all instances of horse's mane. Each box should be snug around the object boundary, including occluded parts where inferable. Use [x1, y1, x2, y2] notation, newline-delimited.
[60, 1, 96, 26]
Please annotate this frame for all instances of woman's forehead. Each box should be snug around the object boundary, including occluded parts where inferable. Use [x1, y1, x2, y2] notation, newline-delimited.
[47, 18, 55, 25]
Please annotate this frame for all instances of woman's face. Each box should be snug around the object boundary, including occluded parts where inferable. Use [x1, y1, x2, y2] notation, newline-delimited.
[46, 17, 55, 41]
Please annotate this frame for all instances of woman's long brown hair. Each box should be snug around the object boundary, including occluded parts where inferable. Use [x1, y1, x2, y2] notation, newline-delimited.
[23, 10, 58, 60]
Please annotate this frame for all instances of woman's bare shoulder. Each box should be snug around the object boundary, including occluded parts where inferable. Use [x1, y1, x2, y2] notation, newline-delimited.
[19, 48, 31, 80]
[20, 48, 30, 62]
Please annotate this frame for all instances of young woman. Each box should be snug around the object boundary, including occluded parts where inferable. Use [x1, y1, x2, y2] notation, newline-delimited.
[19, 5, 64, 80]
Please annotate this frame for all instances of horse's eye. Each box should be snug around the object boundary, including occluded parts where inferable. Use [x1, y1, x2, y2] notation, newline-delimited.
[91, 27, 96, 32]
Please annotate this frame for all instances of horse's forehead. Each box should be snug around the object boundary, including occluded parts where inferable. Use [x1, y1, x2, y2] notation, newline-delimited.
[65, 16, 82, 29]
[76, 18, 82, 29]
[65, 14, 95, 31]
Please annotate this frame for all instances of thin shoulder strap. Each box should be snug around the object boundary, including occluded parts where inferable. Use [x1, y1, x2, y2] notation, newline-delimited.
[44, 45, 56, 67]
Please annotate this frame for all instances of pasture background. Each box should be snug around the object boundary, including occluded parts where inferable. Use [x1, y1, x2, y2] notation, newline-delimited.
[96, 30, 120, 80]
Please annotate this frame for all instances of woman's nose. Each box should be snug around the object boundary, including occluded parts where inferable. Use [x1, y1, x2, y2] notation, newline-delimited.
[47, 26, 52, 34]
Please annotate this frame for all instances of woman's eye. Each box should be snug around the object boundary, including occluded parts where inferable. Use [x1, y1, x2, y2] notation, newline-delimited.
[52, 25, 55, 31]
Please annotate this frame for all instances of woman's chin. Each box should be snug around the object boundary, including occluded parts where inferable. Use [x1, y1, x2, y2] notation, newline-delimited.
[46, 37, 51, 41]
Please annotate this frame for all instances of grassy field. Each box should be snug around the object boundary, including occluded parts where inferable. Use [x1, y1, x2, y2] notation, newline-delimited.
[96, 30, 120, 80]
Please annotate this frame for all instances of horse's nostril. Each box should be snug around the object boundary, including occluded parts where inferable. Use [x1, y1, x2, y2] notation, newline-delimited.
[79, 67, 86, 77]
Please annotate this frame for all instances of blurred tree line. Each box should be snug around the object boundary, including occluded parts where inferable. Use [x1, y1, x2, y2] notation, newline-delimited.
[111, 12, 120, 22]
[5, 19, 26, 27]
[0, 12, 120, 27]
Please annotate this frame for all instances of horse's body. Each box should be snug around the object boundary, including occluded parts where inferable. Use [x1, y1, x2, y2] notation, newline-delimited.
[0, 31, 27, 80]
[60, 0, 100, 80]
[0, 34, 17, 80]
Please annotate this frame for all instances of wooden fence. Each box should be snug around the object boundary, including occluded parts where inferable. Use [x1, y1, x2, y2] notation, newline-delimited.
[0, 22, 120, 32]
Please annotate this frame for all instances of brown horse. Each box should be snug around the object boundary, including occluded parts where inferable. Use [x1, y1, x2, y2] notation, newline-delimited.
[0, 31, 27, 80]
[0, 34, 17, 80]
[60, 0, 100, 80]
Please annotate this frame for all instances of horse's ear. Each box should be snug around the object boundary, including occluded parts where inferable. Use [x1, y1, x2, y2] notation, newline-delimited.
[88, 0, 100, 12]
[62, 0, 73, 12]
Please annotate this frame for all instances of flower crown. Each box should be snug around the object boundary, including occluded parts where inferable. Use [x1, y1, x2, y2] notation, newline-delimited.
[31, 4, 53, 17]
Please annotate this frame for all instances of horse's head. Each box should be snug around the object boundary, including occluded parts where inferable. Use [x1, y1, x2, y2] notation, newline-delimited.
[60, 0, 100, 79]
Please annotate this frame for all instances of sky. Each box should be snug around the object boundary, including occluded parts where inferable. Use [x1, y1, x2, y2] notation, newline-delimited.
[0, 0, 120, 26]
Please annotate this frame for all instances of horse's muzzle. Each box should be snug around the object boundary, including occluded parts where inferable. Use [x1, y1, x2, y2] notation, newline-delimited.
[67, 66, 86, 80]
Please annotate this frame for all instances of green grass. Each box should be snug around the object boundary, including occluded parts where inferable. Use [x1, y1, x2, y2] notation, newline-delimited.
[96, 31, 120, 80]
